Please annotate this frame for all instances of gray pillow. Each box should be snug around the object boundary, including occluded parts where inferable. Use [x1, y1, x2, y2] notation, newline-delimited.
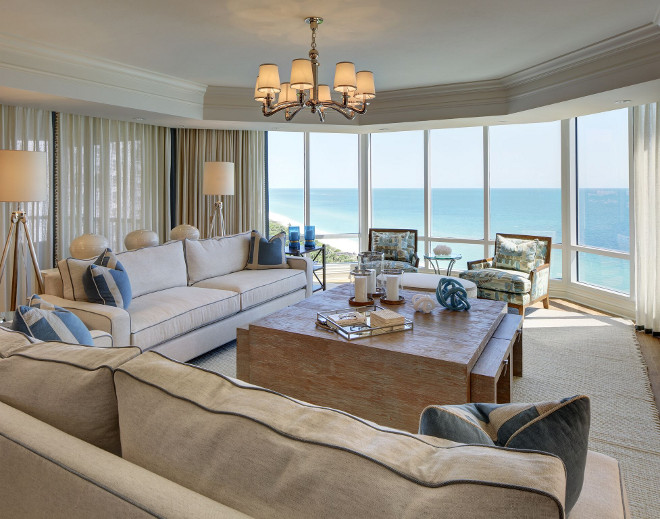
[419, 395, 590, 513]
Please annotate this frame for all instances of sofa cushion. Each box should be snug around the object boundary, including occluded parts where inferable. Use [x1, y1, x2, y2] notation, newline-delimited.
[419, 396, 590, 513]
[0, 326, 40, 358]
[13, 295, 94, 346]
[128, 286, 240, 349]
[245, 230, 288, 270]
[114, 352, 568, 519]
[493, 236, 539, 273]
[83, 249, 132, 309]
[193, 269, 306, 311]
[116, 241, 188, 298]
[58, 256, 94, 301]
[0, 341, 141, 455]
[184, 232, 252, 284]
[460, 268, 532, 294]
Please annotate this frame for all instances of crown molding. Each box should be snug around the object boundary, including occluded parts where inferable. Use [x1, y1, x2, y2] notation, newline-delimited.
[0, 33, 206, 118]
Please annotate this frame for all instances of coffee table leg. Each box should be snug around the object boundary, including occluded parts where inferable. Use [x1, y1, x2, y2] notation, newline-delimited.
[513, 329, 523, 377]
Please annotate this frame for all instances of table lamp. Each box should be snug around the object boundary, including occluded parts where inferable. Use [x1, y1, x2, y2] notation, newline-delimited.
[0, 150, 48, 310]
[203, 162, 234, 238]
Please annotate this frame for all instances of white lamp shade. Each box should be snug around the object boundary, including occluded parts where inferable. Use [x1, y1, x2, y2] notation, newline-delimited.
[290, 59, 313, 90]
[317, 84, 332, 102]
[257, 64, 281, 93]
[254, 78, 267, 102]
[0, 150, 48, 202]
[203, 162, 235, 196]
[355, 71, 376, 100]
[278, 82, 298, 103]
[333, 62, 357, 93]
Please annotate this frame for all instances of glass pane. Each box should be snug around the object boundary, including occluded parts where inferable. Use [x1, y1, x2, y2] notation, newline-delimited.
[267, 132, 304, 233]
[430, 127, 484, 239]
[489, 122, 562, 243]
[577, 252, 630, 294]
[550, 248, 562, 280]
[427, 242, 486, 273]
[371, 131, 424, 232]
[577, 109, 630, 252]
[318, 237, 358, 264]
[310, 133, 358, 234]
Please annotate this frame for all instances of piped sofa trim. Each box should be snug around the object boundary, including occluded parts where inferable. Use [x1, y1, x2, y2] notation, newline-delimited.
[0, 430, 162, 518]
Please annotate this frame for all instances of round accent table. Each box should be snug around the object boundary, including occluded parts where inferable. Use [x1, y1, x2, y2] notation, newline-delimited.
[424, 254, 462, 276]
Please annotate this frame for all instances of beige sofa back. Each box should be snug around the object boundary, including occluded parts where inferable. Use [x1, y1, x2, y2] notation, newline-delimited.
[184, 232, 252, 284]
[115, 353, 567, 519]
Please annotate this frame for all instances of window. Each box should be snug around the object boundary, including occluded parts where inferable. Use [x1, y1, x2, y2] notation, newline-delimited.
[267, 131, 304, 234]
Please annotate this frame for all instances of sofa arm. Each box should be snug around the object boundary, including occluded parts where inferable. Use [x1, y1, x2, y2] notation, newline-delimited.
[38, 295, 130, 346]
[467, 257, 494, 270]
[287, 255, 314, 298]
[530, 263, 550, 301]
[90, 330, 114, 348]
[42, 267, 63, 298]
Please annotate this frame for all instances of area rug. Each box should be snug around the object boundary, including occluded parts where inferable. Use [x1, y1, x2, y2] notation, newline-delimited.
[517, 308, 660, 519]
[189, 308, 660, 518]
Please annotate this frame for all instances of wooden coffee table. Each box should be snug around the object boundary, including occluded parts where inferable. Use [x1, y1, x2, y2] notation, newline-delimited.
[237, 284, 522, 433]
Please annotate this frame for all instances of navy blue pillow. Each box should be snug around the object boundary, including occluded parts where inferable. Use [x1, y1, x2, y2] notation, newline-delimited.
[246, 231, 289, 270]
[13, 295, 93, 346]
[83, 248, 132, 309]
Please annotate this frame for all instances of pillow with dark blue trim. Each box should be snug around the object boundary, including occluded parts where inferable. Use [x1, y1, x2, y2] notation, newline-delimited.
[419, 396, 590, 514]
[13, 295, 93, 346]
[245, 230, 289, 270]
[83, 248, 132, 309]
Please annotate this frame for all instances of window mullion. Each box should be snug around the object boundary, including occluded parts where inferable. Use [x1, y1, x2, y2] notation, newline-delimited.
[483, 126, 490, 259]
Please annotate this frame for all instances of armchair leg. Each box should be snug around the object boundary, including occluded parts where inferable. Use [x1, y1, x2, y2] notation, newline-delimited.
[543, 296, 550, 309]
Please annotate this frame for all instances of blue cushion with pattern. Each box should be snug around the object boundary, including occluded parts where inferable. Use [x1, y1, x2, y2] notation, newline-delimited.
[246, 231, 289, 270]
[13, 295, 93, 346]
[83, 248, 132, 309]
[419, 396, 590, 513]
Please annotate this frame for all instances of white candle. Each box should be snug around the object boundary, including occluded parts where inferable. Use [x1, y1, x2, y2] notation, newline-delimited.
[386, 275, 399, 301]
[367, 270, 376, 294]
[354, 276, 368, 302]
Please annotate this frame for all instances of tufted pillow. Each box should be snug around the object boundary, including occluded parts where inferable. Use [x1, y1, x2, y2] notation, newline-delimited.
[419, 395, 590, 514]
[245, 230, 289, 270]
[83, 248, 132, 309]
[13, 295, 93, 346]
[493, 236, 539, 273]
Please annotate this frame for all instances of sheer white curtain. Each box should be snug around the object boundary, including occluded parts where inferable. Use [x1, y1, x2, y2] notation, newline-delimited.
[57, 115, 171, 259]
[633, 103, 660, 335]
[0, 104, 52, 311]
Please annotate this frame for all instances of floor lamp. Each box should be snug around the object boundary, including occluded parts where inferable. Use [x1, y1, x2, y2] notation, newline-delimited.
[203, 162, 235, 238]
[0, 150, 48, 310]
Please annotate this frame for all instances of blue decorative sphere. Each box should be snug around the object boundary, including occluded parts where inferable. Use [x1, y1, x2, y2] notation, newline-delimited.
[436, 277, 471, 311]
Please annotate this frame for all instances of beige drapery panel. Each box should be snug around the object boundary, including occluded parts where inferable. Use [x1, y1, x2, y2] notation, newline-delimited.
[0, 104, 52, 311]
[57, 114, 171, 259]
[175, 129, 265, 237]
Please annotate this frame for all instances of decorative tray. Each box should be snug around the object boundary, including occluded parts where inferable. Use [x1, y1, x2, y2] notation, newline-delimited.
[316, 305, 413, 340]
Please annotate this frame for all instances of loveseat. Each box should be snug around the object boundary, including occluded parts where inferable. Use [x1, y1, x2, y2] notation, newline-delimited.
[39, 232, 312, 361]
[0, 332, 629, 518]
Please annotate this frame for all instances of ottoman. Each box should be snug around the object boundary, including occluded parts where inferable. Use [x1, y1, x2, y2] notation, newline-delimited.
[401, 272, 478, 298]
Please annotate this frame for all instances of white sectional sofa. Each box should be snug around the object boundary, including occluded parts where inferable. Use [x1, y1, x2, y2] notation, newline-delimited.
[40, 232, 312, 361]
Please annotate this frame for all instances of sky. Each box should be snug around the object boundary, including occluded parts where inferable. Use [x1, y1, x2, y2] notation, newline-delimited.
[267, 108, 629, 189]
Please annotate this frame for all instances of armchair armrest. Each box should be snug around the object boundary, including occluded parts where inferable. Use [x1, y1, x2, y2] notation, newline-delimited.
[529, 263, 550, 301]
[286, 255, 314, 298]
[411, 252, 420, 268]
[38, 294, 130, 346]
[467, 257, 494, 270]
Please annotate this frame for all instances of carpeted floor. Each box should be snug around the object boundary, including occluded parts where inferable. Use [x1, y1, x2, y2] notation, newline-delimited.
[190, 307, 660, 518]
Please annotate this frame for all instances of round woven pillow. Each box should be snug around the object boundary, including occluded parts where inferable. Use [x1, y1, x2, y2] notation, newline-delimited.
[436, 277, 471, 311]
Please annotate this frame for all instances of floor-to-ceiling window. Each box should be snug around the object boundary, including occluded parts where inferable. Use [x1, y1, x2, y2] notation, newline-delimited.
[267, 131, 304, 234]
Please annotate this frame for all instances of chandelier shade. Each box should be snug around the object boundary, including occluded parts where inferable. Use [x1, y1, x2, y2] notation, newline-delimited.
[254, 17, 375, 122]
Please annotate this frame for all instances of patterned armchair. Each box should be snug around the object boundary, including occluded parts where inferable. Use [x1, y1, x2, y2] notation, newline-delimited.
[459, 234, 551, 315]
[368, 228, 419, 273]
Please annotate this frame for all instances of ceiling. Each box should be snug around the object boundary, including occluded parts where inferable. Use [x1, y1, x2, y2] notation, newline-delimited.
[1, 0, 660, 131]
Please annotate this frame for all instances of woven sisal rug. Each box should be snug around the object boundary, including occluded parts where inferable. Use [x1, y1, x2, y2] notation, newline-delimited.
[190, 307, 660, 518]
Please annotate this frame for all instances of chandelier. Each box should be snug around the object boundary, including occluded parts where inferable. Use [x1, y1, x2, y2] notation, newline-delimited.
[254, 17, 376, 122]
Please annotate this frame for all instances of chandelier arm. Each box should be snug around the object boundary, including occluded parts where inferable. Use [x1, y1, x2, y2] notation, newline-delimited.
[285, 105, 307, 121]
[262, 101, 304, 117]
[323, 102, 359, 120]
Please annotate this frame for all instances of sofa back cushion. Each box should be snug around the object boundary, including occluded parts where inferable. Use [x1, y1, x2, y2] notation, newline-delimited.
[184, 232, 251, 284]
[58, 257, 94, 301]
[0, 342, 141, 455]
[115, 353, 568, 519]
[116, 241, 188, 298]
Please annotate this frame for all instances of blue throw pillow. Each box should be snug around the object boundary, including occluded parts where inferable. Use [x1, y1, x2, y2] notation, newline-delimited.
[419, 396, 590, 514]
[246, 231, 289, 270]
[83, 248, 132, 309]
[13, 295, 94, 346]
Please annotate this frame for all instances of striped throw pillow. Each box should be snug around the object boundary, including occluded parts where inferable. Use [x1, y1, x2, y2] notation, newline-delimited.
[245, 231, 289, 270]
[83, 248, 132, 309]
[13, 295, 93, 346]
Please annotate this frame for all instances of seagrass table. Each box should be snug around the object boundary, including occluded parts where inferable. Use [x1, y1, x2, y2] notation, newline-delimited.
[237, 284, 522, 433]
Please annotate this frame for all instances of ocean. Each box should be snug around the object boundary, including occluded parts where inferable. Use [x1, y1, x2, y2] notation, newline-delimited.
[269, 188, 630, 294]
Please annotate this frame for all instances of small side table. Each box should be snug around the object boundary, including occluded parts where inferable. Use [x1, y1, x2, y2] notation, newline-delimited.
[286, 244, 326, 292]
[424, 254, 462, 276]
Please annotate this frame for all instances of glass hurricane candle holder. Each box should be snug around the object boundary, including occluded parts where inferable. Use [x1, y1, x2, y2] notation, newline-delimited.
[349, 267, 375, 306]
[357, 251, 385, 297]
[304, 225, 315, 248]
[288, 226, 300, 250]
[381, 267, 404, 305]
